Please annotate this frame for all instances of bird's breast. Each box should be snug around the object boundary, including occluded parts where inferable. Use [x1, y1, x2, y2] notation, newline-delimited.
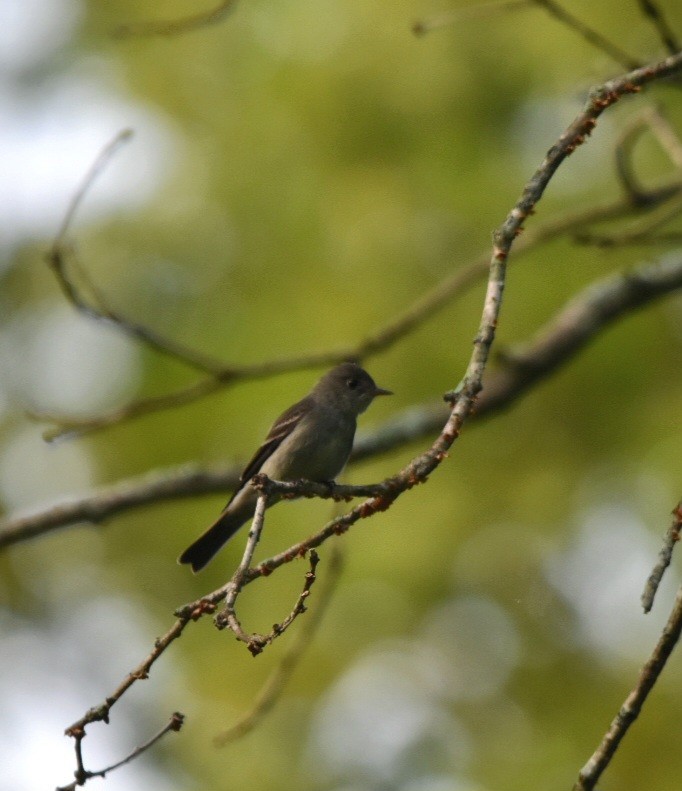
[262, 408, 355, 482]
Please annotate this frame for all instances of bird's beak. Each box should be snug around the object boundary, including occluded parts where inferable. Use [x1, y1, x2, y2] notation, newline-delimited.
[373, 386, 393, 397]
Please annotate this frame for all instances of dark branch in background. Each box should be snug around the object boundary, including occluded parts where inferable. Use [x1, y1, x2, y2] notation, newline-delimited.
[214, 546, 343, 746]
[413, 0, 641, 69]
[47, 130, 227, 378]
[57, 712, 184, 791]
[486, 255, 682, 412]
[641, 501, 682, 613]
[5, 255, 682, 550]
[532, 0, 641, 69]
[574, 581, 682, 790]
[51, 49, 682, 788]
[638, 0, 680, 55]
[36, 136, 682, 443]
[577, 107, 682, 244]
[614, 108, 682, 206]
[574, 192, 682, 247]
[114, 0, 237, 38]
[0, 464, 240, 549]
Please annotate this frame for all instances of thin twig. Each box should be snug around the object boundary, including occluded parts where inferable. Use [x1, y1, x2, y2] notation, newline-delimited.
[57, 713, 184, 791]
[641, 502, 682, 613]
[220, 493, 269, 653]
[532, 0, 641, 70]
[642, 106, 682, 171]
[614, 106, 682, 207]
[47, 131, 229, 377]
[63, 620, 193, 738]
[214, 546, 343, 746]
[216, 549, 321, 655]
[38, 178, 682, 444]
[114, 0, 237, 38]
[52, 129, 133, 249]
[573, 583, 682, 791]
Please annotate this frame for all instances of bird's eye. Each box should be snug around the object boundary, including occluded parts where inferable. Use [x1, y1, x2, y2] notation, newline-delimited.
[346, 378, 359, 390]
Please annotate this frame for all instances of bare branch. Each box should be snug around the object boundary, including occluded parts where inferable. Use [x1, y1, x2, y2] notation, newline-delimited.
[414, 0, 646, 69]
[57, 713, 184, 791]
[0, 463, 240, 549]
[218, 493, 269, 652]
[574, 583, 682, 791]
[641, 501, 682, 613]
[214, 547, 343, 746]
[532, 0, 641, 69]
[216, 549, 321, 656]
[64, 620, 191, 737]
[38, 175, 682, 444]
[47, 131, 229, 377]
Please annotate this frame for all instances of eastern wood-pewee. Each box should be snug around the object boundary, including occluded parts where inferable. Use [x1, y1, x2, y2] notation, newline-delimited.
[178, 362, 392, 571]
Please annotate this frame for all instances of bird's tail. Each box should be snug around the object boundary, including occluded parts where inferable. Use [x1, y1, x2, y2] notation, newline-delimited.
[178, 508, 248, 573]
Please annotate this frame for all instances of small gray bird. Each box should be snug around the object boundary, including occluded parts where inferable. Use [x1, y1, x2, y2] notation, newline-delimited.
[178, 362, 392, 572]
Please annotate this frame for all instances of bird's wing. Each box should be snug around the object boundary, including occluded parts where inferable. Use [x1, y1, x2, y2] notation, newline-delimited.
[222, 396, 313, 507]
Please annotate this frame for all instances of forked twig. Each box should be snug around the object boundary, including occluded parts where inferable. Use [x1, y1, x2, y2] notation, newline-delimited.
[57, 713, 184, 791]
[214, 547, 343, 746]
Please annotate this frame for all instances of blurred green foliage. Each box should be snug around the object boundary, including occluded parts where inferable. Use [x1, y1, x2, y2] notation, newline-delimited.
[2, 1, 682, 790]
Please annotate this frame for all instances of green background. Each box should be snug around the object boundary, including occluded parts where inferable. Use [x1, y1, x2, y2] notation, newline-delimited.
[1, 1, 682, 790]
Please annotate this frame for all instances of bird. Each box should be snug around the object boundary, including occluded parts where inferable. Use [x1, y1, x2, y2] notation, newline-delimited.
[178, 362, 392, 571]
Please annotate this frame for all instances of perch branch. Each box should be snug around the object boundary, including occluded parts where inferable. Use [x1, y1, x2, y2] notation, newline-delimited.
[215, 493, 269, 653]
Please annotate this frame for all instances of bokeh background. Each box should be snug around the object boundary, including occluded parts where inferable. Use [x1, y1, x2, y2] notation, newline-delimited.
[1, 1, 682, 789]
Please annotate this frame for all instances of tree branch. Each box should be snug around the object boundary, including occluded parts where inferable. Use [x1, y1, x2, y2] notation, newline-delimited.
[57, 712, 184, 791]
[214, 546, 343, 746]
[637, 0, 680, 55]
[574, 582, 682, 791]
[641, 501, 682, 614]
[215, 492, 270, 653]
